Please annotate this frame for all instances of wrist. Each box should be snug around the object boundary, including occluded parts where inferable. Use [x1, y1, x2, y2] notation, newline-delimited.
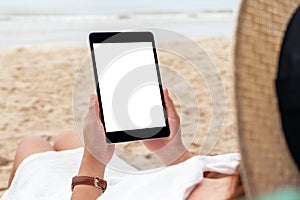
[155, 140, 192, 166]
[78, 148, 106, 178]
[169, 150, 193, 166]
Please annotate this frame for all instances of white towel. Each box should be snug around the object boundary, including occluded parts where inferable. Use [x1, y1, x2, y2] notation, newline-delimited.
[0, 147, 240, 200]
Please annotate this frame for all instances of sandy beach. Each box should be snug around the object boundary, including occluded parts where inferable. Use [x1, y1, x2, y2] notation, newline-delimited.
[0, 37, 238, 196]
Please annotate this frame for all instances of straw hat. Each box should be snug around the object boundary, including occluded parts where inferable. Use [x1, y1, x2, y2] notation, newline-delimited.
[234, 0, 300, 198]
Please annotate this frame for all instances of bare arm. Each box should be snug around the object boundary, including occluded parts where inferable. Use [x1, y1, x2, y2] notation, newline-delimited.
[71, 94, 114, 200]
[71, 89, 192, 199]
[169, 150, 193, 166]
[143, 89, 193, 166]
[186, 173, 243, 200]
[71, 149, 105, 200]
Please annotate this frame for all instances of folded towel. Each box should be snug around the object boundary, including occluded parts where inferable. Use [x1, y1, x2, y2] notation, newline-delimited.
[0, 147, 240, 200]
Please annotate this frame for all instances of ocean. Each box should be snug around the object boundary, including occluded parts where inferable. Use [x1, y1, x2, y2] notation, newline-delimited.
[0, 0, 239, 47]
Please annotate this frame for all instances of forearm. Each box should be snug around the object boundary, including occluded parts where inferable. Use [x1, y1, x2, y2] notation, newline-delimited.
[155, 141, 193, 166]
[71, 149, 106, 200]
[169, 149, 193, 166]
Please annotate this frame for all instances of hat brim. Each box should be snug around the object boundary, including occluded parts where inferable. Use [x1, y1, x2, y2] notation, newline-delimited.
[234, 0, 300, 197]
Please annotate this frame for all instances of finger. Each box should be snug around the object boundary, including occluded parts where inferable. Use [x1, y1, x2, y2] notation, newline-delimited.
[93, 94, 111, 144]
[93, 94, 105, 126]
[93, 93, 100, 116]
[89, 93, 100, 119]
[89, 94, 103, 127]
[163, 88, 170, 112]
[163, 89, 179, 120]
[163, 88, 175, 118]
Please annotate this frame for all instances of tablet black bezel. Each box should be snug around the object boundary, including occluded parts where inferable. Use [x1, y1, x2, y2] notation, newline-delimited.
[89, 31, 170, 143]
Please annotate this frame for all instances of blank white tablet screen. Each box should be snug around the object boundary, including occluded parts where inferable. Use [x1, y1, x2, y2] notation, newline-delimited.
[93, 42, 166, 132]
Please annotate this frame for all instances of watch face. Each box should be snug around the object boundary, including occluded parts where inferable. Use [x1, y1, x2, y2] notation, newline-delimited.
[94, 177, 107, 191]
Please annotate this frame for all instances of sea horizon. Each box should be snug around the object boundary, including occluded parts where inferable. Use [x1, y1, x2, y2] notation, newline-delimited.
[0, 0, 239, 47]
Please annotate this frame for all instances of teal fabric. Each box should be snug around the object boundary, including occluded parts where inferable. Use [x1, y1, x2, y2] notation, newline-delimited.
[237, 188, 300, 200]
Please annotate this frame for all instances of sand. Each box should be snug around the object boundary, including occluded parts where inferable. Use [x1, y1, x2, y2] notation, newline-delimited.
[0, 37, 238, 196]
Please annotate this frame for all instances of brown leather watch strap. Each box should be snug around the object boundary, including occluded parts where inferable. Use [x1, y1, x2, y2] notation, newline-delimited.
[71, 176, 107, 192]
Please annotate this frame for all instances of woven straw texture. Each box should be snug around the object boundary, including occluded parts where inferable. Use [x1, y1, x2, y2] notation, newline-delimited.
[234, 0, 300, 198]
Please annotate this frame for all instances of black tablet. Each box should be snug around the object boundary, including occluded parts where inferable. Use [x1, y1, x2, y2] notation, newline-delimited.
[89, 31, 170, 143]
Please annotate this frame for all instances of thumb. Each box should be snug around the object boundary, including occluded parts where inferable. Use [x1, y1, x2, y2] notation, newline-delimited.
[163, 89, 178, 120]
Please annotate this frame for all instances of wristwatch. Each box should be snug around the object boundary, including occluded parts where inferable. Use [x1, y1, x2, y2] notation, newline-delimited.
[71, 176, 107, 192]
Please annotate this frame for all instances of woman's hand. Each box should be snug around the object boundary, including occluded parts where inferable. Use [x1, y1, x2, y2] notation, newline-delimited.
[83, 94, 115, 166]
[72, 94, 114, 200]
[142, 89, 192, 166]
